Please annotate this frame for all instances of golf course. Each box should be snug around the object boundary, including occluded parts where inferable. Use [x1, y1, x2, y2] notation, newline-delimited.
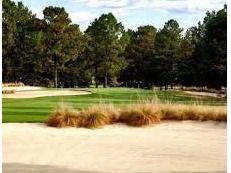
[2, 86, 227, 173]
[2, 0, 227, 172]
[2, 87, 226, 123]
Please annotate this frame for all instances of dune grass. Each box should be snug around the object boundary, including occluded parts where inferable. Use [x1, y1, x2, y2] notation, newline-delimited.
[3, 88, 226, 123]
[47, 103, 81, 127]
[2, 90, 15, 94]
[119, 103, 161, 126]
[46, 99, 226, 129]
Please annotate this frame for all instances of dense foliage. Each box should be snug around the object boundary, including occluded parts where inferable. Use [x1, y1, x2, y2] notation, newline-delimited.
[2, 0, 227, 89]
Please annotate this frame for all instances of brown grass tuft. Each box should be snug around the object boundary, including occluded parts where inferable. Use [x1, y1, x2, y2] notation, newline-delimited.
[119, 104, 161, 127]
[197, 106, 227, 121]
[3, 82, 24, 87]
[2, 89, 15, 94]
[79, 108, 111, 129]
[179, 105, 201, 120]
[90, 104, 120, 123]
[47, 101, 226, 129]
[160, 104, 226, 122]
[160, 104, 182, 120]
[47, 104, 80, 128]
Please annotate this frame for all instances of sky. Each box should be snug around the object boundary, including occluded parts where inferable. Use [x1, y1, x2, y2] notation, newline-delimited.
[12, 0, 226, 32]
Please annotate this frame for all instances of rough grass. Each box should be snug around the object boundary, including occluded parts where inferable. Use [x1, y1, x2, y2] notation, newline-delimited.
[47, 101, 226, 128]
[2, 89, 15, 94]
[47, 104, 81, 128]
[79, 109, 111, 129]
[3, 82, 24, 87]
[119, 104, 161, 126]
[160, 104, 227, 121]
[47, 104, 117, 129]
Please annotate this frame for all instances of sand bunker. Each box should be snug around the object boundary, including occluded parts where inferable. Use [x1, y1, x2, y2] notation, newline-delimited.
[2, 89, 91, 98]
[3, 86, 44, 91]
[3, 121, 226, 173]
[184, 91, 225, 98]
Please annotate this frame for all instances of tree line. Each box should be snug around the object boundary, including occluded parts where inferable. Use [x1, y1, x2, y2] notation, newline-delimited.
[2, 0, 227, 89]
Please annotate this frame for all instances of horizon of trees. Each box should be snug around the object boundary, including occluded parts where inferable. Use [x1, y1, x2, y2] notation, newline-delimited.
[2, 0, 227, 90]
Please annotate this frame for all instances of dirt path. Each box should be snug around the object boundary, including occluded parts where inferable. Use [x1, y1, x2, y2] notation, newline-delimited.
[3, 121, 226, 173]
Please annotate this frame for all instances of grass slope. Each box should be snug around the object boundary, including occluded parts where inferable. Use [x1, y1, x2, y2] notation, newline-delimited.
[2, 88, 226, 122]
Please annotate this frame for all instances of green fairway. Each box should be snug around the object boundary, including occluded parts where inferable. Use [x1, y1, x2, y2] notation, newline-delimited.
[2, 88, 226, 123]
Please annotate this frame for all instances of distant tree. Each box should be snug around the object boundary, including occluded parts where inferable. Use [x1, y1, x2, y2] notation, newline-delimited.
[2, 1, 227, 90]
[85, 13, 125, 88]
[186, 6, 227, 89]
[2, 0, 34, 82]
[17, 18, 47, 86]
[121, 25, 157, 88]
[155, 19, 183, 89]
[174, 27, 197, 86]
[201, 6, 227, 89]
[43, 6, 84, 88]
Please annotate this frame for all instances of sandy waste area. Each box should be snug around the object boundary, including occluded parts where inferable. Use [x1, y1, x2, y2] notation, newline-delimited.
[183, 91, 225, 98]
[3, 86, 44, 91]
[3, 121, 226, 173]
[2, 89, 91, 98]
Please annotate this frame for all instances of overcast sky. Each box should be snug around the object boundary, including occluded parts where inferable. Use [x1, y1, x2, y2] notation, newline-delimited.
[12, 0, 226, 32]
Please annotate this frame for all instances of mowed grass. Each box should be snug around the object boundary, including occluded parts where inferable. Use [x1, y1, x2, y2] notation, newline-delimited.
[2, 87, 226, 123]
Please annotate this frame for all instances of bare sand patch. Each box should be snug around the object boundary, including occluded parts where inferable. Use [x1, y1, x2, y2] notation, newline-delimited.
[184, 91, 225, 98]
[3, 86, 44, 91]
[3, 121, 226, 173]
[2, 89, 91, 98]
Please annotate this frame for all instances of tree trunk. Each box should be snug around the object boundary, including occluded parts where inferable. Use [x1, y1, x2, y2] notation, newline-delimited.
[95, 64, 98, 88]
[54, 61, 58, 88]
[104, 71, 108, 88]
[164, 84, 168, 90]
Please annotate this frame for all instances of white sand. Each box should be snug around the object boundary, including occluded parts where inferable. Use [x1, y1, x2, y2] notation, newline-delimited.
[2, 90, 91, 98]
[3, 121, 226, 173]
[2, 86, 44, 91]
[184, 91, 224, 98]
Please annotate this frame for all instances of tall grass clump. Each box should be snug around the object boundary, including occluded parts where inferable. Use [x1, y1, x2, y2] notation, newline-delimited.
[80, 109, 110, 129]
[160, 104, 183, 120]
[79, 105, 113, 128]
[3, 82, 24, 87]
[160, 104, 226, 122]
[46, 100, 226, 129]
[196, 106, 227, 121]
[2, 89, 15, 94]
[47, 103, 80, 128]
[119, 103, 161, 127]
